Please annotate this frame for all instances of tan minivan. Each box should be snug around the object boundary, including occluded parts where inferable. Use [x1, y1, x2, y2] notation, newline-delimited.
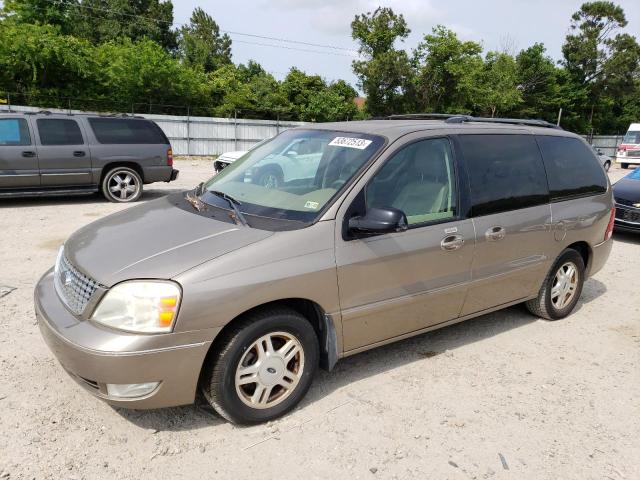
[35, 116, 615, 424]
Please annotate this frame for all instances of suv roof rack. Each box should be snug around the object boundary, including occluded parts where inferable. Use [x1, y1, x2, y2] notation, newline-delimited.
[97, 112, 143, 119]
[386, 113, 561, 129]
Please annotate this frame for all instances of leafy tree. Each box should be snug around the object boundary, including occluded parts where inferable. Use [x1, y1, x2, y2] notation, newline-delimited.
[562, 1, 640, 131]
[476, 52, 522, 117]
[412, 25, 484, 113]
[178, 7, 232, 73]
[512, 43, 562, 121]
[351, 7, 414, 116]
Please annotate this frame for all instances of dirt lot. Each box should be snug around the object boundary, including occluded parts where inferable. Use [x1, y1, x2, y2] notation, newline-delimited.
[0, 160, 638, 480]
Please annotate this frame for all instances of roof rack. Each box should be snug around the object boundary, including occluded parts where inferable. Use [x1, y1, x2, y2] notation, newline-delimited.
[386, 113, 561, 129]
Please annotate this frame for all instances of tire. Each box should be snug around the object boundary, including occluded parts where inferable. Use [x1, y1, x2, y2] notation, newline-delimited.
[201, 307, 319, 424]
[604, 161, 611, 172]
[255, 165, 283, 189]
[102, 167, 143, 203]
[525, 248, 585, 320]
[621, 163, 629, 169]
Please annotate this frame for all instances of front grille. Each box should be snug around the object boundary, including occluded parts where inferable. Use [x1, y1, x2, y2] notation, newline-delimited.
[54, 250, 99, 315]
[626, 150, 640, 157]
[615, 206, 640, 224]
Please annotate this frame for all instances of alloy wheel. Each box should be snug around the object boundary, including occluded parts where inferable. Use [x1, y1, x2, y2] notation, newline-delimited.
[108, 171, 140, 201]
[234, 331, 305, 409]
[551, 262, 579, 309]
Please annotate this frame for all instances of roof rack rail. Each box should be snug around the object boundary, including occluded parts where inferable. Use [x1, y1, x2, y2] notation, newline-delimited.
[387, 113, 461, 120]
[97, 112, 143, 118]
[445, 115, 561, 129]
[385, 113, 561, 129]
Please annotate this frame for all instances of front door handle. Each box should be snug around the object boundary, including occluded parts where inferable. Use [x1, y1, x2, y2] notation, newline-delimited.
[441, 234, 464, 251]
[22, 150, 36, 158]
[73, 151, 86, 157]
[485, 226, 506, 241]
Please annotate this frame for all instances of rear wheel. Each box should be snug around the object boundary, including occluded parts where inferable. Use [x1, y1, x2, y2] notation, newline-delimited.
[201, 307, 318, 424]
[525, 249, 585, 320]
[102, 167, 143, 203]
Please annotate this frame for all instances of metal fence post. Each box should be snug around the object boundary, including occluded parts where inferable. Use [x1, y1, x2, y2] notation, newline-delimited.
[187, 106, 191, 157]
[234, 110, 238, 151]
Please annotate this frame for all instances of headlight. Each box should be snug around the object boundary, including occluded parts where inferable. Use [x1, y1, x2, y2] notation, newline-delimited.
[91, 281, 181, 333]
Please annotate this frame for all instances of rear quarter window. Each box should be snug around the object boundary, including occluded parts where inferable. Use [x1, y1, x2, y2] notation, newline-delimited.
[88, 118, 168, 144]
[458, 134, 549, 217]
[536, 136, 607, 200]
[0, 118, 31, 145]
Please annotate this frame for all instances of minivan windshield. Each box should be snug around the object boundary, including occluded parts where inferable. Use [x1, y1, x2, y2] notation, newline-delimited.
[201, 129, 385, 223]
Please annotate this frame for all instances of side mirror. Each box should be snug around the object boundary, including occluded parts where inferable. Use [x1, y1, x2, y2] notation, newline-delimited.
[348, 207, 408, 236]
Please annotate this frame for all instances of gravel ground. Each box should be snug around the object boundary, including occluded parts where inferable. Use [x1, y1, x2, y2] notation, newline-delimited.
[0, 160, 638, 480]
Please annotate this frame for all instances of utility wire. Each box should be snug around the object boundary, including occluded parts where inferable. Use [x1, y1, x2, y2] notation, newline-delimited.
[42, 0, 360, 55]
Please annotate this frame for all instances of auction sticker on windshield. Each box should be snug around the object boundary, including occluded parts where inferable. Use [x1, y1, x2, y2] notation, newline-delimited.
[329, 137, 373, 150]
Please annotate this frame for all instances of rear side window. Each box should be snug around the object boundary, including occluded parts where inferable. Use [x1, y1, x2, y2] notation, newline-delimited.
[37, 119, 84, 145]
[459, 134, 549, 217]
[536, 136, 607, 200]
[88, 118, 167, 144]
[0, 118, 31, 145]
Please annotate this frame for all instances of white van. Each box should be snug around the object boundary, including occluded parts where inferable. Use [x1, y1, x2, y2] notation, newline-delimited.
[616, 123, 640, 168]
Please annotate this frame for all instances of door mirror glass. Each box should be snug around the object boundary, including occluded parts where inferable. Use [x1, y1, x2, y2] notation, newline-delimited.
[348, 207, 408, 236]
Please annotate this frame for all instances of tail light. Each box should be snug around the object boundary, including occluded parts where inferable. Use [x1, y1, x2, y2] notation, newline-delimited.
[167, 147, 173, 167]
[604, 207, 615, 241]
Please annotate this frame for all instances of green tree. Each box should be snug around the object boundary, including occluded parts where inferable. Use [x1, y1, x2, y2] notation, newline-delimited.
[351, 7, 414, 116]
[178, 7, 232, 73]
[476, 52, 522, 117]
[562, 1, 640, 132]
[412, 25, 483, 113]
[512, 43, 562, 121]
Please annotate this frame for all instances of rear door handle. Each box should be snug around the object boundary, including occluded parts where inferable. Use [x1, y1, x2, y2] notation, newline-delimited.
[22, 151, 36, 158]
[441, 234, 464, 251]
[485, 226, 506, 241]
[73, 151, 86, 157]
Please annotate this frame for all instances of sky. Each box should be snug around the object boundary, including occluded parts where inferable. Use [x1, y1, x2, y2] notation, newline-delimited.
[171, 0, 640, 90]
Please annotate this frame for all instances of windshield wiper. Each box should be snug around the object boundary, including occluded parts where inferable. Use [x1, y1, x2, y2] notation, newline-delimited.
[209, 190, 249, 227]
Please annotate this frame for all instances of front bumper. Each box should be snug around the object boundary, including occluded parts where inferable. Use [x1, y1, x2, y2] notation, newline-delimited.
[35, 269, 216, 409]
[615, 156, 640, 164]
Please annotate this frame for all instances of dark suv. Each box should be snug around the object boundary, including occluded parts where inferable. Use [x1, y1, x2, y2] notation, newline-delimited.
[0, 112, 179, 202]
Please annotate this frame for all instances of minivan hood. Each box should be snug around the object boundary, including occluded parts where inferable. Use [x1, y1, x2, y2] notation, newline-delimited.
[64, 194, 273, 286]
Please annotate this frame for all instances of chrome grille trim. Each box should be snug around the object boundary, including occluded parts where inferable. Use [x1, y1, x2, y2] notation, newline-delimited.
[54, 248, 100, 315]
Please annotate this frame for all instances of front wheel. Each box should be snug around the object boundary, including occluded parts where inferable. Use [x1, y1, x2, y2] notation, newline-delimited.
[604, 161, 611, 172]
[525, 248, 585, 320]
[201, 307, 319, 424]
[102, 167, 143, 203]
[621, 163, 629, 169]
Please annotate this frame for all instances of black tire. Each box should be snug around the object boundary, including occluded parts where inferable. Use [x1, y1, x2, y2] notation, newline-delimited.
[621, 163, 629, 169]
[102, 167, 143, 203]
[525, 248, 585, 320]
[201, 307, 319, 425]
[604, 161, 611, 172]
[255, 165, 283, 189]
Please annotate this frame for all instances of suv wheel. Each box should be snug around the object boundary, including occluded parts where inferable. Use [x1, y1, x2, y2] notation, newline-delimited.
[604, 160, 611, 172]
[201, 307, 318, 424]
[525, 248, 585, 320]
[102, 167, 143, 203]
[255, 166, 283, 189]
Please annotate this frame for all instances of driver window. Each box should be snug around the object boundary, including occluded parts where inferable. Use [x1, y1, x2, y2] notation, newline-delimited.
[366, 138, 457, 225]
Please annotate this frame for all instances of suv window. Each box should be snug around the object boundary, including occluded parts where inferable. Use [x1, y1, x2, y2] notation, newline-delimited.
[366, 138, 457, 225]
[88, 118, 167, 144]
[536, 136, 607, 200]
[0, 118, 31, 146]
[37, 119, 84, 146]
[459, 134, 549, 217]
